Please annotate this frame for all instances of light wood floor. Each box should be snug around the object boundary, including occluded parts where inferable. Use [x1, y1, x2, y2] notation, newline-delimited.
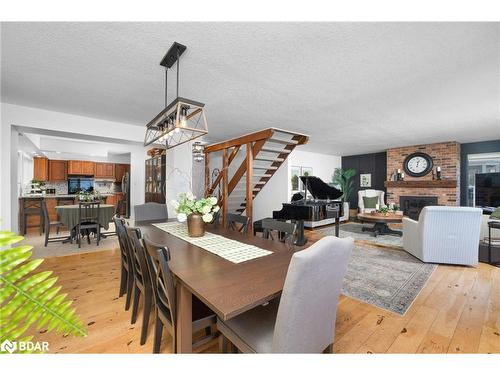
[25, 230, 500, 354]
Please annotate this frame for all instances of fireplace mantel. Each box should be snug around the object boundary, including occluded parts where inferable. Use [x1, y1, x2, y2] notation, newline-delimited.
[384, 180, 457, 188]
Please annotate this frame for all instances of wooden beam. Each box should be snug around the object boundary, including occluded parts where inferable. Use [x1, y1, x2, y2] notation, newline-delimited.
[228, 139, 266, 195]
[222, 148, 229, 227]
[245, 142, 253, 234]
[207, 145, 241, 195]
[204, 129, 274, 153]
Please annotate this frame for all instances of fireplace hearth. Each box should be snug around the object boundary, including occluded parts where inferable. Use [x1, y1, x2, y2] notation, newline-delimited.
[400, 196, 438, 220]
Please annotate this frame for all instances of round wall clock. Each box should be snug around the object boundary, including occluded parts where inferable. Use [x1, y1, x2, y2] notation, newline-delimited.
[403, 152, 433, 177]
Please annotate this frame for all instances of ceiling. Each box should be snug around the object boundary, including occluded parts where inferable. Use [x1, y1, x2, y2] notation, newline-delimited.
[1, 22, 499, 155]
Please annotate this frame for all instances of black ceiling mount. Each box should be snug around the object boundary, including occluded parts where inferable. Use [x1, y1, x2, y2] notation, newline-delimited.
[160, 42, 187, 68]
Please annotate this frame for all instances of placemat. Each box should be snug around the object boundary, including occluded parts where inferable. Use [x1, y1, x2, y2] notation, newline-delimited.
[152, 222, 273, 264]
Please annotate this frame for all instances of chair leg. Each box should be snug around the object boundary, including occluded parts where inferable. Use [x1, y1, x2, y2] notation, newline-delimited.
[87, 229, 91, 244]
[44, 227, 49, 247]
[119, 266, 127, 297]
[78, 227, 82, 248]
[140, 291, 153, 345]
[56, 226, 59, 235]
[153, 314, 163, 354]
[97, 226, 100, 246]
[131, 285, 140, 324]
[125, 271, 134, 311]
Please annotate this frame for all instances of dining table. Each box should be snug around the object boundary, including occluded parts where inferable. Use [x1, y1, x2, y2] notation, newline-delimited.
[135, 220, 297, 353]
[55, 204, 115, 241]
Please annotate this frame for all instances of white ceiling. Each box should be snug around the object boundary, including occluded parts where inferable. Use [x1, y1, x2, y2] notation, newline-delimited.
[2, 22, 499, 155]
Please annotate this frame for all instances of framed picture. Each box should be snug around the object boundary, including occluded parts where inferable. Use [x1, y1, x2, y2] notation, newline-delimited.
[291, 166, 301, 191]
[360, 173, 372, 187]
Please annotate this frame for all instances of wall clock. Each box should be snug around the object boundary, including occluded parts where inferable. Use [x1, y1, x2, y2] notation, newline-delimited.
[403, 152, 433, 177]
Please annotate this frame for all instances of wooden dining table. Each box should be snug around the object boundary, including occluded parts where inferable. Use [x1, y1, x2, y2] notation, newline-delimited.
[135, 221, 296, 353]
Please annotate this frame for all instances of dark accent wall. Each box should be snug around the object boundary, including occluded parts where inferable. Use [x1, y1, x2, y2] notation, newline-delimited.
[341, 152, 387, 209]
[460, 139, 500, 206]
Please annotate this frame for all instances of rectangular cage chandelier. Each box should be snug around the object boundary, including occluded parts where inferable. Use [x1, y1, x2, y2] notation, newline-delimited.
[144, 42, 208, 149]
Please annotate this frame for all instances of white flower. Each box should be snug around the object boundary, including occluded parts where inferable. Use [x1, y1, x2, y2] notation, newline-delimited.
[201, 205, 211, 214]
[202, 213, 213, 223]
[213, 205, 220, 212]
[171, 200, 179, 210]
[186, 192, 195, 200]
[208, 196, 218, 205]
[177, 213, 187, 222]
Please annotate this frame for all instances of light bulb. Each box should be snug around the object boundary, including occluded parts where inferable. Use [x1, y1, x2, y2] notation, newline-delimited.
[179, 107, 188, 128]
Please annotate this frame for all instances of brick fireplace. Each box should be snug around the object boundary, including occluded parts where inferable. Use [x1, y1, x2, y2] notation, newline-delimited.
[385, 141, 461, 208]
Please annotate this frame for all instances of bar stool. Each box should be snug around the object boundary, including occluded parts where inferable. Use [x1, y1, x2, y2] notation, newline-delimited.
[21, 198, 44, 235]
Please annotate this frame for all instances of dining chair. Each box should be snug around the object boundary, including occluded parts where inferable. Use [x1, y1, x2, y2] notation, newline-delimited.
[142, 236, 217, 353]
[226, 213, 250, 234]
[77, 201, 101, 248]
[134, 202, 168, 222]
[216, 236, 354, 353]
[261, 218, 296, 246]
[114, 216, 134, 310]
[55, 197, 74, 234]
[126, 226, 154, 345]
[41, 200, 66, 247]
[21, 198, 44, 235]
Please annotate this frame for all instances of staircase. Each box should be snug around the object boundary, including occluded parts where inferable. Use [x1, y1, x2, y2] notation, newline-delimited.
[204, 128, 309, 230]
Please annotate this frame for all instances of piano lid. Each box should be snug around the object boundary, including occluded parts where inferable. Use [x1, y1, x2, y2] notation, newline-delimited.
[300, 176, 343, 200]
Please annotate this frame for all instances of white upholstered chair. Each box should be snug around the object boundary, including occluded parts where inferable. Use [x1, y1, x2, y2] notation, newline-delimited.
[481, 214, 500, 245]
[216, 236, 354, 353]
[402, 206, 482, 266]
[358, 189, 385, 213]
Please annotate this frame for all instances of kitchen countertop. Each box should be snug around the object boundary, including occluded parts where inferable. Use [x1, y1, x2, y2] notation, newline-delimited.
[20, 193, 117, 198]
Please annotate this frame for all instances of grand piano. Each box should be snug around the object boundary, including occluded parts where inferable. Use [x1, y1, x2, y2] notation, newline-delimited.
[272, 176, 343, 246]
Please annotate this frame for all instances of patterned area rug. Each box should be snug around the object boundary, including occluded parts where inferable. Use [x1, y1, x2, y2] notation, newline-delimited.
[341, 244, 436, 315]
[315, 222, 403, 248]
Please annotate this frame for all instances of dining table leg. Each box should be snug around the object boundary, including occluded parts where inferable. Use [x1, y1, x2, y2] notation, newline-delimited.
[176, 282, 193, 353]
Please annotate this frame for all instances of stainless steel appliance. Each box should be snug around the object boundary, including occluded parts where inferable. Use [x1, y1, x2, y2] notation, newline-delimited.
[68, 176, 94, 194]
[145, 155, 166, 203]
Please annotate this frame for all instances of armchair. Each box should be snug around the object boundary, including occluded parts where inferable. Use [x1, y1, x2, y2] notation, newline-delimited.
[358, 189, 385, 213]
[402, 206, 482, 266]
[481, 214, 500, 245]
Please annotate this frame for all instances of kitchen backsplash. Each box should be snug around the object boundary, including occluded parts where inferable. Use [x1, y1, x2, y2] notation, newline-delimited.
[44, 180, 118, 194]
[44, 181, 67, 194]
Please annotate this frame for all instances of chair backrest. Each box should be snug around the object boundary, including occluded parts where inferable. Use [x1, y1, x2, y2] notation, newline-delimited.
[272, 236, 353, 353]
[226, 213, 250, 234]
[134, 202, 168, 222]
[114, 216, 131, 267]
[78, 201, 100, 224]
[142, 235, 176, 326]
[418, 206, 482, 263]
[125, 226, 150, 289]
[358, 189, 385, 211]
[261, 218, 295, 245]
[41, 200, 50, 231]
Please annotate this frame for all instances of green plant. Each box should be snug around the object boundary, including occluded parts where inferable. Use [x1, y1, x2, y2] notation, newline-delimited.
[0, 230, 87, 353]
[378, 206, 390, 214]
[332, 168, 356, 203]
[172, 192, 220, 223]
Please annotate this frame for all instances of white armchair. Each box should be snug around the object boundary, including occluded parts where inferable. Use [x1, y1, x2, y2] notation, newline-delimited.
[358, 189, 385, 213]
[402, 206, 483, 266]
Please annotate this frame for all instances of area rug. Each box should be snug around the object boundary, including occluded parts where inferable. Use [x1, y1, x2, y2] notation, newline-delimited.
[315, 222, 403, 248]
[340, 244, 436, 315]
[22, 223, 119, 259]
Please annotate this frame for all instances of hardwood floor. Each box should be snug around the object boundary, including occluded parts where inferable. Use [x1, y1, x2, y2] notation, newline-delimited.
[25, 230, 499, 354]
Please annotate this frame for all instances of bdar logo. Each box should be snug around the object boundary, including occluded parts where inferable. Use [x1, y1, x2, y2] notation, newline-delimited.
[0, 339, 17, 353]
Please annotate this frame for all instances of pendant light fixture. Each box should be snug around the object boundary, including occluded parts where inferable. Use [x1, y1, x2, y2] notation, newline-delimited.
[144, 42, 208, 149]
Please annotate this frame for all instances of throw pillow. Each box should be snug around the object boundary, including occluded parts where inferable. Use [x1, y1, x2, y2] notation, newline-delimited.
[363, 196, 379, 209]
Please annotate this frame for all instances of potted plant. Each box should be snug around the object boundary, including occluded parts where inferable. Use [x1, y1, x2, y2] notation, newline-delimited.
[172, 192, 220, 237]
[332, 168, 356, 220]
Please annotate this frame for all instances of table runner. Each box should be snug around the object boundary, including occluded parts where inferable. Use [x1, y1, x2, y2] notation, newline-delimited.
[152, 222, 273, 264]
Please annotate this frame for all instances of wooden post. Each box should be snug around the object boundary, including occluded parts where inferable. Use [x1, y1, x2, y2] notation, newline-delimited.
[204, 151, 210, 197]
[222, 148, 229, 227]
[246, 142, 253, 234]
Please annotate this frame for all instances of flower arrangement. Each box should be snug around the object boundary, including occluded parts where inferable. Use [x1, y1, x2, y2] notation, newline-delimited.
[78, 190, 103, 202]
[172, 192, 220, 223]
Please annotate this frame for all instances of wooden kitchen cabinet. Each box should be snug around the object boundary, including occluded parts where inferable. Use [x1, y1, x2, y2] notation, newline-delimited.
[106, 194, 116, 206]
[33, 157, 49, 181]
[67, 160, 82, 175]
[48, 160, 67, 181]
[81, 161, 95, 175]
[114, 163, 130, 182]
[95, 163, 115, 179]
[68, 160, 95, 175]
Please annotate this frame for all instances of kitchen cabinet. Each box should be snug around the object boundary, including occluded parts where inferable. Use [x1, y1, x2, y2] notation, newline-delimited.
[82, 161, 95, 175]
[95, 163, 115, 179]
[48, 160, 67, 181]
[33, 157, 49, 181]
[106, 194, 116, 206]
[114, 163, 130, 182]
[68, 160, 95, 175]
